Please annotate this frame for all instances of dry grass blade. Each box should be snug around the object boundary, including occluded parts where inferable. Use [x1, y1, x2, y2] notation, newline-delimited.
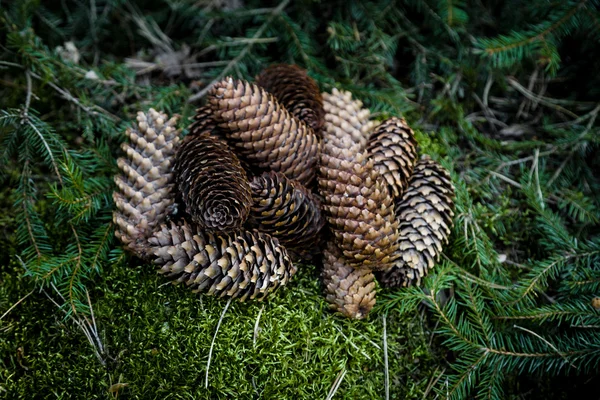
[205, 298, 232, 388]
[0, 288, 35, 321]
[253, 304, 265, 347]
[422, 367, 446, 400]
[17, 256, 105, 366]
[43, 284, 106, 365]
[325, 367, 347, 400]
[383, 313, 389, 400]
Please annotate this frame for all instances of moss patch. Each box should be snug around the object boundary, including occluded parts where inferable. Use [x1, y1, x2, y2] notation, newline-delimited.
[1, 258, 437, 399]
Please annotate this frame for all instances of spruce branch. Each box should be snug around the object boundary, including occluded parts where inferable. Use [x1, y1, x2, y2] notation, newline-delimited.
[476, 0, 589, 72]
[188, 0, 291, 102]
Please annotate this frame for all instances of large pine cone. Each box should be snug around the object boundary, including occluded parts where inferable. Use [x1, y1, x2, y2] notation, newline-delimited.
[255, 64, 324, 137]
[207, 77, 320, 186]
[318, 89, 398, 270]
[248, 171, 324, 258]
[322, 242, 376, 319]
[113, 109, 181, 257]
[378, 157, 455, 288]
[173, 132, 252, 231]
[366, 117, 418, 198]
[321, 88, 376, 154]
[150, 222, 297, 301]
[318, 142, 399, 270]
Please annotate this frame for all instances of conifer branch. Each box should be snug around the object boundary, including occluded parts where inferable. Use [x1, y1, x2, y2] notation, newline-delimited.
[482, 1, 587, 56]
[188, 0, 291, 102]
[512, 251, 600, 303]
[24, 117, 64, 185]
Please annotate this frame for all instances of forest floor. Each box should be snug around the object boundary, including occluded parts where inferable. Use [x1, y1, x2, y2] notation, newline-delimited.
[2, 1, 600, 399]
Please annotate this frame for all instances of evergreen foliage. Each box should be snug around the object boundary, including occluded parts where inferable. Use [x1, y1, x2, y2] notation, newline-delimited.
[1, 0, 600, 398]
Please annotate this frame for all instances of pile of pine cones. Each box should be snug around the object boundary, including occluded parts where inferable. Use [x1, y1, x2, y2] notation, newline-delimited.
[113, 64, 455, 319]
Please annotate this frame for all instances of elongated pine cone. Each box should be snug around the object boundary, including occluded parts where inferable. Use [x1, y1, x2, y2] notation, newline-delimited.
[150, 222, 297, 301]
[322, 242, 376, 319]
[377, 157, 455, 288]
[248, 171, 324, 258]
[174, 132, 252, 231]
[366, 117, 418, 198]
[113, 109, 181, 257]
[321, 88, 376, 154]
[208, 77, 320, 186]
[319, 146, 399, 269]
[319, 90, 398, 269]
[255, 64, 325, 137]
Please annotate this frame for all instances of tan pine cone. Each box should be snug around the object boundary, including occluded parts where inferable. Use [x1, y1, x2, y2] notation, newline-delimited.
[318, 89, 399, 270]
[207, 77, 320, 186]
[377, 156, 455, 288]
[321, 88, 376, 155]
[366, 117, 418, 198]
[322, 241, 376, 319]
[248, 171, 324, 259]
[255, 64, 325, 137]
[174, 132, 252, 232]
[113, 108, 181, 257]
[149, 221, 297, 301]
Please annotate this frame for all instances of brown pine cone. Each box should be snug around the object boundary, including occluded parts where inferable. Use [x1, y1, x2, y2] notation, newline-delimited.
[377, 156, 455, 288]
[366, 117, 418, 198]
[255, 64, 324, 137]
[186, 105, 219, 142]
[207, 77, 320, 186]
[113, 109, 181, 257]
[173, 132, 252, 232]
[318, 141, 399, 270]
[149, 221, 297, 301]
[321, 88, 376, 155]
[322, 241, 376, 319]
[248, 171, 324, 258]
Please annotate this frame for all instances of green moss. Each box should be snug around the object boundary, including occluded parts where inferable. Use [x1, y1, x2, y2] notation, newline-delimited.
[1, 259, 437, 399]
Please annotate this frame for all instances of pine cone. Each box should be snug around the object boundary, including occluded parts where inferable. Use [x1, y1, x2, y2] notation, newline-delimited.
[248, 171, 324, 258]
[322, 241, 376, 319]
[366, 117, 418, 198]
[255, 64, 325, 137]
[149, 221, 297, 301]
[377, 157, 455, 288]
[113, 109, 181, 257]
[174, 132, 252, 232]
[208, 77, 320, 186]
[321, 88, 376, 155]
[318, 142, 399, 270]
[186, 105, 219, 141]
